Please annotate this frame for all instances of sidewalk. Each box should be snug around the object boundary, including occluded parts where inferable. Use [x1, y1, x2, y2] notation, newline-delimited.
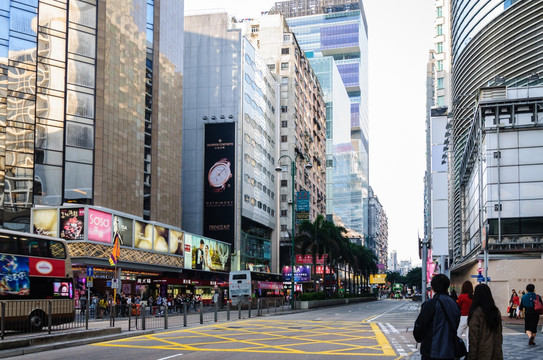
[408, 317, 542, 360]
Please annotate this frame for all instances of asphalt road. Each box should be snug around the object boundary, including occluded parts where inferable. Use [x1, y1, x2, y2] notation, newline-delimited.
[12, 299, 424, 360]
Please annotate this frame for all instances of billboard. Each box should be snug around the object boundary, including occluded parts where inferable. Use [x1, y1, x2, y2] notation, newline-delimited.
[135, 221, 153, 250]
[170, 230, 184, 255]
[113, 215, 133, 247]
[88, 209, 112, 244]
[189, 235, 231, 272]
[296, 191, 310, 224]
[296, 254, 326, 265]
[154, 225, 169, 253]
[203, 123, 235, 245]
[32, 209, 58, 237]
[370, 274, 387, 285]
[282, 265, 311, 282]
[59, 208, 85, 240]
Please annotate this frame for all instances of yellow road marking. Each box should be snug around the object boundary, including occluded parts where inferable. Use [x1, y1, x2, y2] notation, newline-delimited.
[93, 317, 398, 357]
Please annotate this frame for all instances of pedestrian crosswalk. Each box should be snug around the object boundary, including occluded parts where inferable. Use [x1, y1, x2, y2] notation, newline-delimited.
[377, 322, 417, 359]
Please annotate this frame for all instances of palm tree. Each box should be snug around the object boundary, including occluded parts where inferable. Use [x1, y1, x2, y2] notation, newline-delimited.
[295, 215, 328, 291]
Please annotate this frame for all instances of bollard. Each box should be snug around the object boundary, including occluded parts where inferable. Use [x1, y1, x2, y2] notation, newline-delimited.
[214, 301, 218, 322]
[1, 302, 5, 340]
[142, 305, 146, 330]
[248, 300, 251, 318]
[227, 301, 230, 321]
[85, 294, 89, 330]
[238, 303, 241, 319]
[164, 305, 168, 329]
[275, 298, 277, 313]
[128, 304, 132, 331]
[257, 299, 260, 316]
[200, 304, 203, 324]
[48, 301, 52, 334]
[267, 299, 270, 314]
[183, 303, 187, 327]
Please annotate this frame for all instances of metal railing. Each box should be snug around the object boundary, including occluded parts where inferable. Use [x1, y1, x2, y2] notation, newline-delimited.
[1, 297, 292, 339]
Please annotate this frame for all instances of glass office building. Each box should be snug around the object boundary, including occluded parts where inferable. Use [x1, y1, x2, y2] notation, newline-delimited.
[0, 0, 184, 230]
[271, 0, 369, 235]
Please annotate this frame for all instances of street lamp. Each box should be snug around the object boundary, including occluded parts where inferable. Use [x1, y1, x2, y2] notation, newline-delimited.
[276, 153, 312, 309]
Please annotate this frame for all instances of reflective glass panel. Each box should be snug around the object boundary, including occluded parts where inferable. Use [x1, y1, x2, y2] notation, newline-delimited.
[68, 29, 95, 58]
[36, 124, 64, 151]
[69, 0, 96, 28]
[6, 127, 34, 152]
[65, 147, 92, 163]
[39, 3, 67, 32]
[64, 162, 92, 200]
[66, 90, 94, 118]
[67, 59, 95, 87]
[38, 33, 66, 62]
[36, 94, 65, 121]
[7, 97, 35, 124]
[66, 122, 93, 149]
[34, 164, 62, 205]
[37, 63, 66, 91]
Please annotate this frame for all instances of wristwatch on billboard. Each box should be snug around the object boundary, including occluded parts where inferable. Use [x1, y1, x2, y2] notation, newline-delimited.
[208, 158, 232, 192]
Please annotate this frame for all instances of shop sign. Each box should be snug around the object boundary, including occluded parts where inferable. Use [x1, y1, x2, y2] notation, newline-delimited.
[296, 254, 326, 265]
[137, 278, 151, 284]
[32, 209, 58, 237]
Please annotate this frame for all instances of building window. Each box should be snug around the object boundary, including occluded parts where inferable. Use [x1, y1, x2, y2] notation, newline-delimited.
[281, 106, 288, 113]
[281, 48, 289, 55]
[437, 60, 443, 72]
[281, 120, 288, 127]
[281, 135, 288, 142]
[281, 180, 287, 187]
[436, 24, 443, 35]
[251, 26, 259, 33]
[437, 95, 445, 107]
[268, 64, 275, 71]
[280, 224, 287, 231]
[281, 62, 289, 70]
[436, 6, 442, 18]
[280, 210, 288, 217]
[437, 77, 444, 89]
[283, 34, 290, 42]
[281, 194, 287, 202]
[281, 77, 288, 84]
[436, 42, 443, 53]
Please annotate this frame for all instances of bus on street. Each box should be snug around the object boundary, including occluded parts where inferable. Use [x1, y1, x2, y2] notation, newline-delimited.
[229, 270, 284, 306]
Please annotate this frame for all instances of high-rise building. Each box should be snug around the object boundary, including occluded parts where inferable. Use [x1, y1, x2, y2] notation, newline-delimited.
[183, 12, 278, 272]
[368, 186, 388, 272]
[1, 0, 189, 296]
[238, 14, 327, 269]
[270, 0, 370, 236]
[439, 0, 543, 311]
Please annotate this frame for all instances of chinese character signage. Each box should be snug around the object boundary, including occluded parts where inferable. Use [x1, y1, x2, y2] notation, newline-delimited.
[60, 208, 85, 240]
[296, 254, 326, 264]
[282, 265, 311, 282]
[203, 123, 235, 245]
[0, 255, 30, 296]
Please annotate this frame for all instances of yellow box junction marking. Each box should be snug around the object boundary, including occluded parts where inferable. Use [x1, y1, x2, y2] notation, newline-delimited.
[93, 318, 396, 357]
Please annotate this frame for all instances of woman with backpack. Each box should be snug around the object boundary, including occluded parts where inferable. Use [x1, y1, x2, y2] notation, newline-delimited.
[519, 283, 542, 346]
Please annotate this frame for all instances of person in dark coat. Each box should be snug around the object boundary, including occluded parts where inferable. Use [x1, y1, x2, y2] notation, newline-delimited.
[468, 284, 503, 360]
[519, 283, 541, 346]
[413, 274, 460, 360]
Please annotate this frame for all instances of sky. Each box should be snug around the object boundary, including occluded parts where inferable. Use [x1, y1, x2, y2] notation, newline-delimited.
[184, 0, 435, 266]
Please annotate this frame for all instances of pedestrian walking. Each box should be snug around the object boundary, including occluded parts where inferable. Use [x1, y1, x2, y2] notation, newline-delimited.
[468, 284, 503, 360]
[456, 280, 473, 350]
[518, 283, 541, 346]
[413, 273, 460, 360]
[508, 289, 519, 319]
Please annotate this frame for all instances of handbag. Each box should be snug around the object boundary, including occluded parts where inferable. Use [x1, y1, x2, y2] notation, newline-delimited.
[507, 306, 511, 313]
[534, 294, 543, 315]
[437, 296, 468, 359]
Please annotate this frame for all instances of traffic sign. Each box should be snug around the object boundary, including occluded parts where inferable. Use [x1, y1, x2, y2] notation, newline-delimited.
[477, 274, 485, 282]
[111, 278, 119, 289]
[87, 266, 93, 277]
[87, 276, 93, 288]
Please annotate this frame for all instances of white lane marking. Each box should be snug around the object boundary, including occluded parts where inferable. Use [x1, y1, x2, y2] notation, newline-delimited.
[368, 302, 406, 322]
[387, 323, 399, 334]
[157, 354, 183, 360]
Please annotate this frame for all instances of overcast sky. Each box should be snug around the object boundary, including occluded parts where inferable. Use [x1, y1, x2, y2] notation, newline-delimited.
[184, 0, 435, 266]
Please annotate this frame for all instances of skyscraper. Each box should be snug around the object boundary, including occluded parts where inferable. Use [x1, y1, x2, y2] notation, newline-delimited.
[270, 0, 370, 236]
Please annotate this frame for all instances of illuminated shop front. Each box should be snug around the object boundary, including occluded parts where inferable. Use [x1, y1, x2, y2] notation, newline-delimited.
[31, 206, 231, 299]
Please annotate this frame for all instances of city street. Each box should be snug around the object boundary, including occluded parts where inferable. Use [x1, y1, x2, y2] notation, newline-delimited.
[8, 300, 423, 360]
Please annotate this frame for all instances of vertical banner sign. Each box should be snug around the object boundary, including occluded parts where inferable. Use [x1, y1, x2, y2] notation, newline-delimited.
[204, 123, 235, 245]
[296, 191, 310, 224]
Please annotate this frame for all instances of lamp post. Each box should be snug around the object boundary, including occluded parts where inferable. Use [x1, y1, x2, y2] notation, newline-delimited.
[276, 153, 312, 309]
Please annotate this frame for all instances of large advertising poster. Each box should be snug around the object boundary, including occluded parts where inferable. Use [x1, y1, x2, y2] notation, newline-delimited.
[32, 209, 58, 237]
[88, 209, 112, 244]
[0, 255, 30, 296]
[190, 235, 231, 272]
[282, 265, 311, 282]
[113, 215, 133, 247]
[135, 220, 153, 250]
[154, 225, 169, 253]
[60, 208, 85, 240]
[203, 123, 235, 245]
[170, 230, 184, 255]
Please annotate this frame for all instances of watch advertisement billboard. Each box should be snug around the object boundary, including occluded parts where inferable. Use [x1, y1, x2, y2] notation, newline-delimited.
[59, 208, 85, 240]
[88, 209, 112, 244]
[32, 209, 58, 237]
[189, 235, 231, 272]
[113, 215, 133, 247]
[203, 123, 235, 245]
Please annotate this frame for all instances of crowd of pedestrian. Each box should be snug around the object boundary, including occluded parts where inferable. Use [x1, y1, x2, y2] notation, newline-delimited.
[414, 274, 542, 360]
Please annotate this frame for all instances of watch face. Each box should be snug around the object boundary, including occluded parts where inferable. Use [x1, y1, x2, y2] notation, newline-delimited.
[208, 162, 231, 187]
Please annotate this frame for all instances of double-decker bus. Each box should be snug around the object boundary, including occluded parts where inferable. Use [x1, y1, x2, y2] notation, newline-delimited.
[0, 229, 75, 330]
[229, 270, 284, 306]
